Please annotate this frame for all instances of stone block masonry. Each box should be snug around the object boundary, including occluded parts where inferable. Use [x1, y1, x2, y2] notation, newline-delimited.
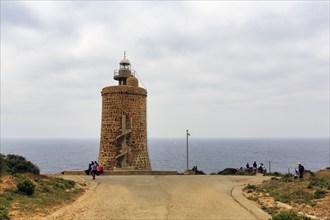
[98, 79, 151, 171]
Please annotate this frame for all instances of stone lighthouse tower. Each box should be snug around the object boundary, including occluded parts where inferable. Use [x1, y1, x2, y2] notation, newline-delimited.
[98, 54, 151, 171]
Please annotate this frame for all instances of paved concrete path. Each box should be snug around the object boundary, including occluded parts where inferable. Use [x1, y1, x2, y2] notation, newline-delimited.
[47, 175, 271, 220]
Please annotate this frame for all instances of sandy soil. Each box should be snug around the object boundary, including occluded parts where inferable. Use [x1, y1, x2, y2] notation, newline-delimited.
[0, 175, 16, 193]
[244, 189, 330, 219]
[44, 175, 269, 220]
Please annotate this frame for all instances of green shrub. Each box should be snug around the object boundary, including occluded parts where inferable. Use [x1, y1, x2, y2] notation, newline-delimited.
[309, 177, 330, 189]
[41, 185, 51, 193]
[0, 154, 7, 176]
[272, 210, 311, 220]
[217, 168, 237, 175]
[245, 184, 257, 190]
[5, 154, 39, 174]
[17, 179, 36, 196]
[0, 212, 10, 220]
[314, 189, 326, 199]
[247, 196, 258, 201]
[64, 180, 75, 188]
[0, 192, 11, 220]
[281, 174, 294, 182]
[47, 178, 76, 191]
[265, 172, 283, 177]
[307, 184, 313, 189]
[272, 172, 282, 176]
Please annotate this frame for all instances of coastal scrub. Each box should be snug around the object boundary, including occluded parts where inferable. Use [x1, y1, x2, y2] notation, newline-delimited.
[243, 168, 330, 219]
[0, 154, 84, 220]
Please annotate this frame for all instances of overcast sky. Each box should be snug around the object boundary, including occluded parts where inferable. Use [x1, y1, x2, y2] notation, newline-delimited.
[1, 1, 329, 139]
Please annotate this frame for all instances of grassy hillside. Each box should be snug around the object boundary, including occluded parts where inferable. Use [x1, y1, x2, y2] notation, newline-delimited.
[0, 154, 84, 220]
[243, 168, 330, 219]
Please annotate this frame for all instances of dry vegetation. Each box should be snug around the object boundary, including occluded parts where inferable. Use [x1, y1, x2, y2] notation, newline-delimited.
[243, 168, 330, 219]
[0, 154, 84, 220]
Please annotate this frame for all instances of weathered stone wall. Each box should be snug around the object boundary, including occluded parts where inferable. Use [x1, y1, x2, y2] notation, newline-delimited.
[98, 85, 151, 171]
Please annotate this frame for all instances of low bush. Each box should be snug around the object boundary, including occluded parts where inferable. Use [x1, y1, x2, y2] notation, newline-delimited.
[252, 169, 329, 219]
[217, 168, 237, 175]
[272, 172, 282, 176]
[5, 154, 40, 174]
[313, 189, 326, 199]
[309, 177, 330, 189]
[0, 192, 11, 220]
[0, 154, 7, 177]
[0, 212, 10, 220]
[244, 184, 257, 190]
[281, 174, 294, 182]
[17, 179, 36, 196]
[272, 210, 311, 220]
[265, 172, 283, 177]
[49, 178, 75, 190]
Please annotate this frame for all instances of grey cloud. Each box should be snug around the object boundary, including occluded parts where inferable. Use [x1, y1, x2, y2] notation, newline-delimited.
[1, 1, 42, 28]
[1, 1, 329, 138]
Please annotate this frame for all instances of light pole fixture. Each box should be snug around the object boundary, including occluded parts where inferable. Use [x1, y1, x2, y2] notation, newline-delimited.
[186, 129, 190, 170]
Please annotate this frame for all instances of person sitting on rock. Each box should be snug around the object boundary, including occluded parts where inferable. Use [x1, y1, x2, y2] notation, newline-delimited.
[294, 169, 299, 179]
[97, 164, 104, 175]
[262, 164, 267, 174]
[257, 163, 264, 173]
[85, 162, 92, 175]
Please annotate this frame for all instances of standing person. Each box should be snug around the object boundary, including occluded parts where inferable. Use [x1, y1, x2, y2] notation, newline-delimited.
[253, 161, 257, 170]
[257, 163, 264, 173]
[298, 162, 305, 179]
[91, 161, 97, 180]
[194, 166, 198, 175]
[94, 161, 99, 175]
[89, 161, 94, 175]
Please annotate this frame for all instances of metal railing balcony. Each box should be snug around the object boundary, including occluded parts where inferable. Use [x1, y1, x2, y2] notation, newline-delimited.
[114, 69, 136, 77]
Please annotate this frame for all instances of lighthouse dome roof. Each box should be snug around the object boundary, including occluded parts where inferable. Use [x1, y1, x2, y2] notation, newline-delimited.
[120, 58, 130, 65]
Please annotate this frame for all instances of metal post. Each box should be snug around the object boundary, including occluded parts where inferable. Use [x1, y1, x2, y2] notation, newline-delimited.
[268, 160, 271, 173]
[186, 130, 190, 170]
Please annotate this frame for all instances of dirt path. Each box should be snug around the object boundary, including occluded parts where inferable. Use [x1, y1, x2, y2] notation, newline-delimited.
[45, 175, 269, 220]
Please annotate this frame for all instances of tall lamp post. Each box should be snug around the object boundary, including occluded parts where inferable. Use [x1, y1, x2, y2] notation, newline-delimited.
[186, 129, 190, 170]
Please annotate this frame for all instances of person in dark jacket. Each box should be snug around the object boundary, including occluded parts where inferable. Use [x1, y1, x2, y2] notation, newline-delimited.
[298, 162, 305, 179]
[253, 161, 257, 170]
[91, 161, 98, 180]
[85, 162, 92, 175]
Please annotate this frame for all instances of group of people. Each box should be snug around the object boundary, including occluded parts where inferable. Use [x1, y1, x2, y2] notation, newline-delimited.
[85, 161, 103, 179]
[294, 162, 305, 179]
[245, 161, 267, 174]
[192, 166, 204, 175]
[245, 161, 305, 178]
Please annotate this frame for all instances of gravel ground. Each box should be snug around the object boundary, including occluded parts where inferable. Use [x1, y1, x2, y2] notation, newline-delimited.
[45, 175, 270, 220]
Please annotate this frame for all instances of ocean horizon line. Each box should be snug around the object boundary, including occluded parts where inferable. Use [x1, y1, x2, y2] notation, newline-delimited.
[1, 136, 329, 140]
[1, 138, 328, 174]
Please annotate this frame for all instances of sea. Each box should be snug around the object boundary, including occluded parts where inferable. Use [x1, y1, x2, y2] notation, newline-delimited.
[1, 138, 329, 174]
